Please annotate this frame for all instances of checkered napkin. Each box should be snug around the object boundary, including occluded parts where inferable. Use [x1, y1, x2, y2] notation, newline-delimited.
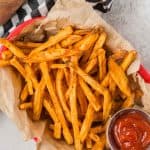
[0, 0, 113, 37]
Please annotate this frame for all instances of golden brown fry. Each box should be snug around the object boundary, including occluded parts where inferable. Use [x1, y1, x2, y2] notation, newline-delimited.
[1, 50, 13, 60]
[10, 57, 26, 78]
[77, 83, 88, 116]
[61, 35, 82, 48]
[80, 105, 95, 142]
[33, 77, 45, 120]
[20, 84, 29, 102]
[122, 94, 135, 108]
[50, 64, 67, 69]
[79, 77, 101, 111]
[74, 29, 91, 35]
[90, 125, 105, 134]
[109, 58, 132, 97]
[55, 43, 61, 48]
[111, 50, 128, 60]
[25, 64, 38, 89]
[85, 32, 107, 73]
[19, 102, 32, 110]
[63, 68, 70, 86]
[25, 48, 81, 63]
[109, 77, 116, 96]
[98, 49, 106, 81]
[0, 60, 10, 67]
[56, 69, 71, 122]
[69, 71, 82, 150]
[14, 41, 42, 48]
[0, 38, 25, 58]
[43, 99, 61, 139]
[74, 33, 99, 51]
[29, 26, 73, 56]
[71, 65, 111, 120]
[40, 62, 73, 144]
[92, 134, 106, 150]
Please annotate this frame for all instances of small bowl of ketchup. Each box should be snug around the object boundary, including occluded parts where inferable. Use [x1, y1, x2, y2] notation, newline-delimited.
[107, 108, 150, 150]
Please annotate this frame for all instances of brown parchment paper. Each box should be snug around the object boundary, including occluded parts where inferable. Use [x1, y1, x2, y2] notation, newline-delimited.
[0, 0, 149, 150]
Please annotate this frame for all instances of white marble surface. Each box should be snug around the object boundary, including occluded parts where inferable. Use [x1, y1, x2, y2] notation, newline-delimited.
[0, 0, 150, 149]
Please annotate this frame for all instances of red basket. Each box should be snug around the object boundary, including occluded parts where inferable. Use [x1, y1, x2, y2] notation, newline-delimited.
[0, 17, 150, 84]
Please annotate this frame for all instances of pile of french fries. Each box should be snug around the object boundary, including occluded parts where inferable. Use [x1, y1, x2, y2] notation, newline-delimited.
[0, 26, 139, 149]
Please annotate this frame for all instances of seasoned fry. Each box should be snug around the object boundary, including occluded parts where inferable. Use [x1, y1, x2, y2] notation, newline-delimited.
[56, 69, 71, 122]
[40, 62, 73, 144]
[77, 83, 88, 116]
[80, 105, 95, 142]
[79, 77, 101, 111]
[24, 64, 38, 89]
[26, 48, 81, 63]
[19, 102, 32, 110]
[1, 50, 13, 60]
[43, 99, 61, 139]
[61, 35, 82, 47]
[29, 26, 73, 56]
[109, 58, 132, 97]
[69, 72, 81, 150]
[71, 65, 112, 120]
[14, 41, 42, 48]
[98, 49, 106, 81]
[85, 32, 107, 73]
[20, 84, 29, 102]
[0, 38, 26, 58]
[33, 77, 45, 120]
[74, 33, 99, 51]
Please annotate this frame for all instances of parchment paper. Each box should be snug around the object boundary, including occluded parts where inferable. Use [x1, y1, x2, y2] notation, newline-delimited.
[0, 0, 149, 150]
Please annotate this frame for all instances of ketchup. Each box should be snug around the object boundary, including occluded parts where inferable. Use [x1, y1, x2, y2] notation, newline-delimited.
[113, 111, 150, 150]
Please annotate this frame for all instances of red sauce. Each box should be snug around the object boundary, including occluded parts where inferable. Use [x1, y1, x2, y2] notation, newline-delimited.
[113, 111, 150, 150]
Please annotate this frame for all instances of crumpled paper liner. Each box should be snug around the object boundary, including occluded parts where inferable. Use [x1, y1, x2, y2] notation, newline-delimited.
[0, 0, 149, 150]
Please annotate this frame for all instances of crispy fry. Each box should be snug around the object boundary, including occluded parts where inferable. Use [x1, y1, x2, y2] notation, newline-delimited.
[0, 38, 25, 58]
[14, 41, 42, 48]
[74, 33, 99, 51]
[71, 65, 111, 120]
[77, 82, 88, 116]
[122, 94, 135, 108]
[50, 64, 67, 69]
[111, 50, 128, 60]
[61, 35, 82, 48]
[85, 32, 107, 73]
[29, 26, 73, 56]
[56, 69, 71, 122]
[25, 48, 81, 63]
[89, 132, 100, 142]
[43, 99, 61, 139]
[24, 64, 38, 89]
[79, 77, 101, 111]
[90, 125, 105, 134]
[74, 29, 91, 35]
[80, 105, 95, 142]
[20, 84, 29, 102]
[98, 49, 106, 81]
[33, 77, 45, 120]
[40, 62, 73, 144]
[63, 68, 70, 86]
[109, 58, 132, 97]
[69, 71, 82, 150]
[19, 102, 32, 110]
[1, 50, 13, 60]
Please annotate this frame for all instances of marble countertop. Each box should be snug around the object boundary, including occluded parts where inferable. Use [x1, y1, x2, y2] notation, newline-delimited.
[0, 0, 150, 149]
